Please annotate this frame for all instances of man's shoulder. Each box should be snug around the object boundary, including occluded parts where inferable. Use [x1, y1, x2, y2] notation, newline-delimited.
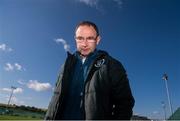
[97, 50, 119, 62]
[97, 50, 125, 70]
[64, 51, 77, 61]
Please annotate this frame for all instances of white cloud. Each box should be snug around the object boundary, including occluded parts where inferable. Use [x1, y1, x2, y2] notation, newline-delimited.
[2, 88, 11, 92]
[17, 80, 26, 85]
[76, 0, 123, 12]
[2, 87, 23, 94]
[17, 80, 52, 92]
[27, 80, 52, 92]
[4, 63, 14, 71]
[14, 88, 23, 94]
[55, 38, 70, 52]
[76, 0, 103, 12]
[0, 43, 13, 52]
[14, 63, 22, 71]
[113, 0, 123, 8]
[4, 63, 25, 71]
[78, 0, 99, 7]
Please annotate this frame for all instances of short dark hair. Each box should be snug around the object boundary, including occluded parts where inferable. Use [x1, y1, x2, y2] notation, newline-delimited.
[75, 21, 99, 36]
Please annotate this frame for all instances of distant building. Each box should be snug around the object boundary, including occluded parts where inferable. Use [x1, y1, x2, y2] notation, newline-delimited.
[131, 115, 151, 120]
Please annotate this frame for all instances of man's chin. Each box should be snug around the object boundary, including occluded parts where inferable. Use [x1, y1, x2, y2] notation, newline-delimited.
[80, 52, 90, 57]
[81, 53, 88, 57]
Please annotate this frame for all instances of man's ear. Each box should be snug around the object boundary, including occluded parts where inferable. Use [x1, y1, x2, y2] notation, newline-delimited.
[96, 36, 101, 45]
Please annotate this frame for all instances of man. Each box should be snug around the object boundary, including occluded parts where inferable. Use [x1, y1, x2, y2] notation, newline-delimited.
[45, 21, 134, 120]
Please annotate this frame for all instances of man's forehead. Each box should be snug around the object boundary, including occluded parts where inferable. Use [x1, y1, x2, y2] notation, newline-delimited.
[76, 25, 96, 34]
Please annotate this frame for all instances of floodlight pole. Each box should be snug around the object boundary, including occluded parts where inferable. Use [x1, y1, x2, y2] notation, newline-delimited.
[162, 74, 173, 117]
[7, 86, 17, 105]
[161, 101, 166, 120]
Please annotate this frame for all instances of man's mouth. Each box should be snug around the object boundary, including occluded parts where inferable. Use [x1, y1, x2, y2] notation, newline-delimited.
[82, 48, 89, 51]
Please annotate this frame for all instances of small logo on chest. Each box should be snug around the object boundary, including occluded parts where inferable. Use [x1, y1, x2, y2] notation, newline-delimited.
[94, 59, 105, 68]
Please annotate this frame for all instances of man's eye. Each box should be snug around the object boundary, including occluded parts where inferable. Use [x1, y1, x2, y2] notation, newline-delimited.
[77, 37, 84, 40]
[87, 37, 95, 40]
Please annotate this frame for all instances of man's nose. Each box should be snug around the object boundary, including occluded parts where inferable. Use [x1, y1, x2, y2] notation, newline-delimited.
[81, 40, 88, 45]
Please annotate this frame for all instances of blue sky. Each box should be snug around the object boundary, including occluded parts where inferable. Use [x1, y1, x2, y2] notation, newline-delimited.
[0, 0, 179, 119]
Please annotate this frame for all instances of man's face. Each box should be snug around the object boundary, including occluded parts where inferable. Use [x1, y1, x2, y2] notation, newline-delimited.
[75, 25, 100, 57]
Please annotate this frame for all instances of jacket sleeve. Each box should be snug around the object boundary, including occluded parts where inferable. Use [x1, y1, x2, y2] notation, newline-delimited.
[44, 64, 65, 120]
[109, 59, 135, 120]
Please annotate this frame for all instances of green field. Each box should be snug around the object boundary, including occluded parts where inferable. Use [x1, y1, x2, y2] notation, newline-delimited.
[0, 115, 43, 120]
[0, 104, 46, 120]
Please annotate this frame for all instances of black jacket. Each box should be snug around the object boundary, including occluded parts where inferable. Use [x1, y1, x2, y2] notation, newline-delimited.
[45, 50, 135, 120]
